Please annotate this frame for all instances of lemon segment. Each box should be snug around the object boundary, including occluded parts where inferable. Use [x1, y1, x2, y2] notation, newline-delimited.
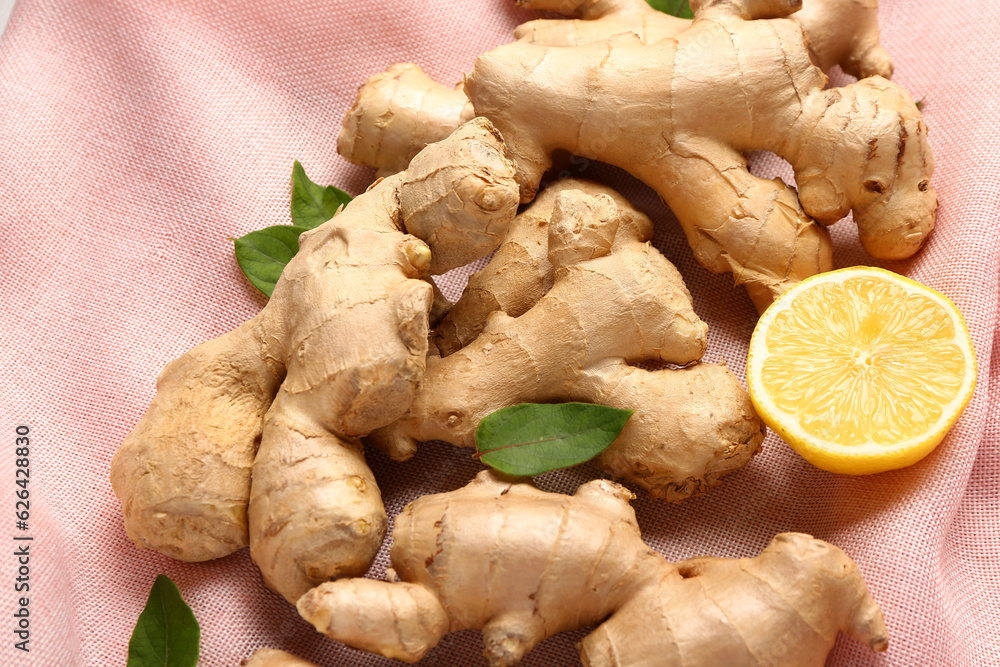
[747, 267, 976, 475]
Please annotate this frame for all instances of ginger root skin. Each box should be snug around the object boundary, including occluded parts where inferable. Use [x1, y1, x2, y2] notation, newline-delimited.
[434, 177, 654, 356]
[299, 471, 889, 667]
[582, 359, 764, 500]
[250, 119, 519, 605]
[514, 0, 688, 48]
[465, 1, 934, 308]
[338, 0, 894, 180]
[370, 188, 764, 499]
[516, 0, 893, 80]
[111, 118, 519, 605]
[793, 0, 893, 80]
[241, 649, 319, 667]
[109, 320, 284, 562]
[339, 62, 475, 179]
[338, 0, 932, 308]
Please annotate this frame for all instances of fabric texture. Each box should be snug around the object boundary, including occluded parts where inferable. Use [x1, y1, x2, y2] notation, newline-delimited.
[0, 1, 998, 665]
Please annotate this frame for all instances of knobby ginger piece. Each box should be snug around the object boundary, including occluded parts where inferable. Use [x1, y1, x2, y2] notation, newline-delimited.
[515, 0, 893, 80]
[339, 0, 894, 178]
[370, 188, 764, 499]
[466, 0, 934, 309]
[434, 177, 653, 356]
[111, 118, 519, 604]
[339, 62, 476, 179]
[338, 0, 933, 310]
[299, 471, 889, 666]
[241, 648, 318, 667]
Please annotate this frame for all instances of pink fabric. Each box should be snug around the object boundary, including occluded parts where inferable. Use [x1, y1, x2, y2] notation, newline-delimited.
[0, 0, 997, 665]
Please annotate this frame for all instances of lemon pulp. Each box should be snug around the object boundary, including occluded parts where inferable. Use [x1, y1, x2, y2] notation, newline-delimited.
[748, 267, 976, 475]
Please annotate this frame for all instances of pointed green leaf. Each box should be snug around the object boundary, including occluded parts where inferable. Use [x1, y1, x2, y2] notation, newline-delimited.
[291, 160, 352, 230]
[475, 402, 633, 477]
[126, 575, 200, 667]
[233, 225, 306, 297]
[233, 161, 351, 298]
[646, 0, 694, 19]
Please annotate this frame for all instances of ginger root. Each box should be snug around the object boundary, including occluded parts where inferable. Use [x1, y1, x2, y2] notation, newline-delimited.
[434, 177, 653, 356]
[370, 187, 764, 499]
[241, 649, 318, 667]
[111, 118, 519, 604]
[465, 0, 935, 309]
[299, 470, 889, 666]
[338, 0, 893, 177]
[339, 62, 476, 179]
[339, 0, 934, 309]
[515, 0, 893, 80]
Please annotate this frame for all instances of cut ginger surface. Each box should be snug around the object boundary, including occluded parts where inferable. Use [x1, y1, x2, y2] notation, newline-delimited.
[748, 267, 976, 475]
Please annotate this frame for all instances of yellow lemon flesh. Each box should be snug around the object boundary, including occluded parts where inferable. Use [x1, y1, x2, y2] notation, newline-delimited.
[747, 267, 976, 475]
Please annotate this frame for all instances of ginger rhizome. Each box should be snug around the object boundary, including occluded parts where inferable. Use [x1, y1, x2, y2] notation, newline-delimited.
[514, 0, 893, 80]
[298, 470, 889, 666]
[434, 178, 646, 356]
[370, 186, 765, 500]
[339, 63, 476, 179]
[339, 0, 893, 177]
[241, 649, 318, 667]
[111, 118, 519, 604]
[465, 0, 935, 308]
[339, 0, 935, 309]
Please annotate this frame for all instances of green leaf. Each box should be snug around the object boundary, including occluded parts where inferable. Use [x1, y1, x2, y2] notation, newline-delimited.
[233, 162, 352, 299]
[646, 0, 694, 19]
[126, 575, 200, 667]
[475, 402, 633, 477]
[291, 160, 352, 230]
[233, 225, 306, 297]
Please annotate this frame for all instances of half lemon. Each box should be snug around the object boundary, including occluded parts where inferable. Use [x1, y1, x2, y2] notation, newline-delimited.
[747, 267, 976, 475]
